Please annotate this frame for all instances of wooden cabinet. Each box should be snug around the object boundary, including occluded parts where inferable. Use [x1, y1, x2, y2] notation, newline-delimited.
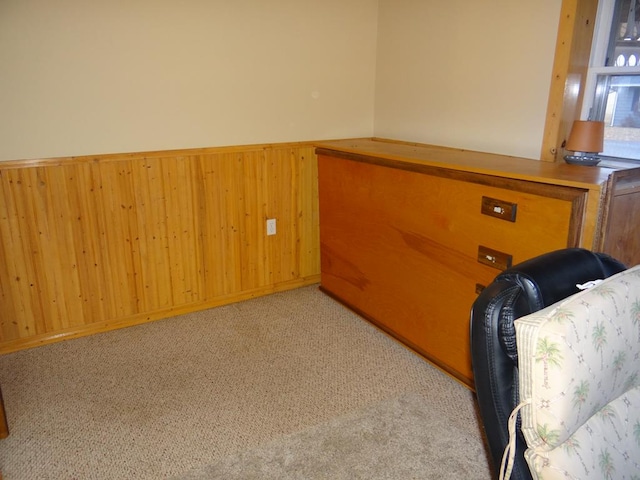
[316, 139, 640, 388]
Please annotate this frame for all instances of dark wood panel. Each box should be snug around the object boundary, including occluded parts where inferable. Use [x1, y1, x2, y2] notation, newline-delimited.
[602, 191, 640, 267]
[0, 386, 8, 438]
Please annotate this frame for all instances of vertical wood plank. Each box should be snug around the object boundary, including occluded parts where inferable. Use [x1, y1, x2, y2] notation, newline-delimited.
[66, 163, 109, 324]
[198, 152, 244, 298]
[241, 150, 269, 290]
[131, 157, 173, 311]
[42, 166, 86, 330]
[161, 155, 201, 307]
[265, 148, 296, 285]
[540, 0, 598, 161]
[97, 160, 139, 318]
[0, 169, 37, 340]
[296, 146, 320, 278]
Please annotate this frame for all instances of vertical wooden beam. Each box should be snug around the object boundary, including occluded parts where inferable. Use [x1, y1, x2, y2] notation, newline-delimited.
[541, 0, 599, 162]
[0, 385, 8, 438]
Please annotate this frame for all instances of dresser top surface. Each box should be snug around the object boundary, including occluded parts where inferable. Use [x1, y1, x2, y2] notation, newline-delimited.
[316, 138, 640, 191]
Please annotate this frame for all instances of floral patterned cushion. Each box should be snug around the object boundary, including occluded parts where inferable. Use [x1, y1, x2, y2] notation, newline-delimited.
[514, 264, 640, 480]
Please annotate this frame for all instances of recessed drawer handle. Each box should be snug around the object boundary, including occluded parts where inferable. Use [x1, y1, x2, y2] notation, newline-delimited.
[481, 196, 517, 222]
[477, 245, 513, 271]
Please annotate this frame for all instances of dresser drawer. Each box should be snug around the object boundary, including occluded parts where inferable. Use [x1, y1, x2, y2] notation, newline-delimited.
[396, 174, 585, 267]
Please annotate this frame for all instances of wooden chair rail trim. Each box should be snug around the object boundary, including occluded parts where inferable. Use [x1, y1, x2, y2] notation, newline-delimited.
[0, 139, 345, 170]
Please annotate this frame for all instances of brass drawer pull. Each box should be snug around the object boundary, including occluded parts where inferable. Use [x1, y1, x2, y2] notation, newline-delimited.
[477, 245, 513, 271]
[481, 196, 517, 222]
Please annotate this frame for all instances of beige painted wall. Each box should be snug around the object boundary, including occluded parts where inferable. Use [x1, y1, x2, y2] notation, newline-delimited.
[374, 0, 562, 160]
[1, 1, 564, 162]
[0, 0, 378, 162]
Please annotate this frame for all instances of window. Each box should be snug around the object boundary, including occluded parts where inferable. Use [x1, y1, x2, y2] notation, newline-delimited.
[583, 0, 640, 161]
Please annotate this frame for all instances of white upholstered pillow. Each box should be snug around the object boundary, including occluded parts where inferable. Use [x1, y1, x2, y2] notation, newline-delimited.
[515, 265, 640, 479]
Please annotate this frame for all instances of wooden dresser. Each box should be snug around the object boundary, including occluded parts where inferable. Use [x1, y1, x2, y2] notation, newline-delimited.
[316, 138, 640, 388]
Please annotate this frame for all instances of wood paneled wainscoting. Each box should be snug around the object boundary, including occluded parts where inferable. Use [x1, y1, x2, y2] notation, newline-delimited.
[0, 143, 320, 354]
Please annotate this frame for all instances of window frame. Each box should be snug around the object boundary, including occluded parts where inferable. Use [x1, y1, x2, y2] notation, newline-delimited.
[580, 0, 640, 163]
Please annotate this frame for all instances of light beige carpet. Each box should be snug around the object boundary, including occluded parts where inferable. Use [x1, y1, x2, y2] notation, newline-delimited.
[0, 285, 491, 479]
[174, 393, 489, 480]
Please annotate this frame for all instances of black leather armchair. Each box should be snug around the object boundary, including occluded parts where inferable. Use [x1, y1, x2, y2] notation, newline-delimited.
[469, 248, 626, 479]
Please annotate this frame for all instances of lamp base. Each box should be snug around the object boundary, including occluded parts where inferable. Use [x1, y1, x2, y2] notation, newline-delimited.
[564, 155, 601, 166]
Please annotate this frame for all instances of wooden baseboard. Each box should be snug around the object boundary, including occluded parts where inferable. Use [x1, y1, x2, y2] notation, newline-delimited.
[0, 276, 320, 355]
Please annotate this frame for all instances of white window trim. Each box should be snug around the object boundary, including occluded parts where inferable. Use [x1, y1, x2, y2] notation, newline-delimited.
[581, 0, 640, 120]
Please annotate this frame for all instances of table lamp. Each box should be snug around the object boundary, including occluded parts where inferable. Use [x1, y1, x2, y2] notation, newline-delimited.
[563, 120, 605, 166]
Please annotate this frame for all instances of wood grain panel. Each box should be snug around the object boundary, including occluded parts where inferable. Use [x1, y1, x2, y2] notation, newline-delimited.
[601, 192, 640, 267]
[297, 146, 321, 278]
[198, 152, 245, 298]
[540, 0, 598, 162]
[97, 161, 139, 319]
[0, 143, 320, 353]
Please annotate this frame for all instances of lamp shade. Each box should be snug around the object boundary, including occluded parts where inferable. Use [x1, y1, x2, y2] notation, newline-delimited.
[565, 120, 604, 153]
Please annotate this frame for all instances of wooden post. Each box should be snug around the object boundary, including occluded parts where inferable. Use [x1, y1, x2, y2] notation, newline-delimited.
[0, 385, 8, 438]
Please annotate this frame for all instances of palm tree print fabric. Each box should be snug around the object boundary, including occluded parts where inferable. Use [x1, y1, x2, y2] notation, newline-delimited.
[515, 265, 640, 479]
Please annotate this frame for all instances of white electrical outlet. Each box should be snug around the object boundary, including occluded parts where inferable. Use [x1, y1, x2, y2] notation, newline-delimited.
[266, 218, 276, 236]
